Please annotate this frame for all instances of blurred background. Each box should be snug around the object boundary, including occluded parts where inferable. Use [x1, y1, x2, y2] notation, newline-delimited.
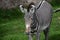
[0, 0, 60, 40]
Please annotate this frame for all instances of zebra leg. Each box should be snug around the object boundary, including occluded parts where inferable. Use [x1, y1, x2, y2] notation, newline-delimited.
[43, 27, 50, 40]
[36, 32, 40, 40]
[36, 31, 40, 40]
[28, 34, 33, 40]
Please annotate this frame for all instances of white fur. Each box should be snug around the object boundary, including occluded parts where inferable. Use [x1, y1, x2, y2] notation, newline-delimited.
[25, 24, 31, 32]
[26, 24, 30, 29]
[31, 5, 35, 8]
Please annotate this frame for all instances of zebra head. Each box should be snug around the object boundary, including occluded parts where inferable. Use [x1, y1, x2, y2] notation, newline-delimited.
[19, 3, 36, 34]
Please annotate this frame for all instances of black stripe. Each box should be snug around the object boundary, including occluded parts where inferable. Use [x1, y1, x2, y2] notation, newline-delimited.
[37, 0, 44, 9]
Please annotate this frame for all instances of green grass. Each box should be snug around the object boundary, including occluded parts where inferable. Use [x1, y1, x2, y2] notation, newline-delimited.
[0, 7, 60, 40]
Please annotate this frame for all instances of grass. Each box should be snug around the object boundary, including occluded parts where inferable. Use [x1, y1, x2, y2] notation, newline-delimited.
[0, 7, 60, 40]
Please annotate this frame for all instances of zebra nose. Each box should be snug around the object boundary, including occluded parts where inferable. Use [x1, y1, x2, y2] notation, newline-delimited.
[25, 31, 32, 35]
[25, 32, 29, 35]
[25, 30, 29, 35]
[25, 29, 31, 35]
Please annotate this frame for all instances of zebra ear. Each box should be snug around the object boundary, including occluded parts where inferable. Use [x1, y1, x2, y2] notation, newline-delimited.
[29, 5, 36, 13]
[19, 5, 24, 13]
[19, 5, 27, 13]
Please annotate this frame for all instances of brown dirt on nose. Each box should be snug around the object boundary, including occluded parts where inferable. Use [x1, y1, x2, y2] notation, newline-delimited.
[26, 27, 30, 33]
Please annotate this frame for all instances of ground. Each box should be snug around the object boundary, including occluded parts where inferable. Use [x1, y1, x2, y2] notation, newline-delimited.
[0, 6, 60, 40]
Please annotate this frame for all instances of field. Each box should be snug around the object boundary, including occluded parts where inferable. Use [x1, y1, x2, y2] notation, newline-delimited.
[0, 6, 60, 40]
